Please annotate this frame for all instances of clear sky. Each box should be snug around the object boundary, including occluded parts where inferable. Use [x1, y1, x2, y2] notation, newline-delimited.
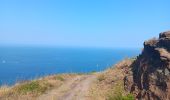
[0, 0, 170, 48]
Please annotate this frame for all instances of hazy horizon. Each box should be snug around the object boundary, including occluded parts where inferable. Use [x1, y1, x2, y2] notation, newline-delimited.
[1, 0, 170, 48]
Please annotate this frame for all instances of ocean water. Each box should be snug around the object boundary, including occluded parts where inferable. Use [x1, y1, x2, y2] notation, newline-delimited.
[0, 46, 140, 85]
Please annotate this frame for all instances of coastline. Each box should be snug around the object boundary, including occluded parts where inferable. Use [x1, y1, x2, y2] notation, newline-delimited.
[0, 58, 135, 100]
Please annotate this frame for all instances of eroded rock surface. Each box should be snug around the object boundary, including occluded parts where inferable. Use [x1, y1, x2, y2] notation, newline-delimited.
[125, 31, 170, 100]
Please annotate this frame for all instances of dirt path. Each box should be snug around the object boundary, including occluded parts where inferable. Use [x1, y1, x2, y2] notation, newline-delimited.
[38, 74, 96, 100]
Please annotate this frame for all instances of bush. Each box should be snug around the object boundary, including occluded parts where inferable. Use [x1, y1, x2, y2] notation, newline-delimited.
[55, 76, 65, 81]
[15, 81, 47, 95]
[107, 93, 134, 100]
[90, 71, 96, 74]
[107, 82, 134, 100]
[122, 94, 135, 100]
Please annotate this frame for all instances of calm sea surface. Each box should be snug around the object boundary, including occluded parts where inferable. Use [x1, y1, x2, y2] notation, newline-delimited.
[0, 47, 140, 85]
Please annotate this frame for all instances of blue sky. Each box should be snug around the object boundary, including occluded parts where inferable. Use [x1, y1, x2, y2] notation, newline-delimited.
[0, 0, 170, 48]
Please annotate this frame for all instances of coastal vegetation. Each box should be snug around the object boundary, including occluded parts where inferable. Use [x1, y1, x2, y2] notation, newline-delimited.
[0, 74, 79, 99]
[0, 59, 134, 100]
[1, 31, 170, 100]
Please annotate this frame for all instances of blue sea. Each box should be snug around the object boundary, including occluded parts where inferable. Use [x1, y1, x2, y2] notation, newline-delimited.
[0, 46, 140, 85]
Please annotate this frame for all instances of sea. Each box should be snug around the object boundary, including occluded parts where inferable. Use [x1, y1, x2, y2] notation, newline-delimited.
[0, 46, 140, 86]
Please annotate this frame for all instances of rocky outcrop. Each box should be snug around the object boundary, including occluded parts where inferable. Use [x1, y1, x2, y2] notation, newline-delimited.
[125, 31, 170, 100]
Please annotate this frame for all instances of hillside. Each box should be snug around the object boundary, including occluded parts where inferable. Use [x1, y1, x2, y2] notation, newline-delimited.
[0, 59, 134, 100]
[1, 31, 170, 100]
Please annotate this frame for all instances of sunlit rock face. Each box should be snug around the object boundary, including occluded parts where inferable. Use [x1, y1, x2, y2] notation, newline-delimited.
[124, 31, 170, 100]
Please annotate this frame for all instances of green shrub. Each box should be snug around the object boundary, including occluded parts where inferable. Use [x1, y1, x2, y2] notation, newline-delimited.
[15, 81, 47, 95]
[122, 94, 135, 100]
[92, 71, 96, 73]
[56, 76, 65, 81]
[107, 93, 134, 100]
[90, 71, 96, 74]
[107, 82, 134, 100]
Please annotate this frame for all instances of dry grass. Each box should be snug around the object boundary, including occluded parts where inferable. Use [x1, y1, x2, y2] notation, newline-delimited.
[97, 74, 106, 82]
[0, 85, 11, 96]
[88, 58, 135, 100]
[144, 37, 158, 46]
[0, 58, 135, 100]
[0, 74, 78, 100]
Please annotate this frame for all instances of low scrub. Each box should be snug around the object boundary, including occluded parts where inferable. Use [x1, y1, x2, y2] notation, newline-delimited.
[107, 82, 134, 100]
[55, 76, 65, 81]
[108, 92, 134, 100]
[0, 74, 77, 99]
[97, 74, 105, 82]
[14, 81, 48, 95]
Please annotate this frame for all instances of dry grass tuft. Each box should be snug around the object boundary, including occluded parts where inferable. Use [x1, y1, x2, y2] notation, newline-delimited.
[97, 74, 106, 82]
[0, 85, 11, 96]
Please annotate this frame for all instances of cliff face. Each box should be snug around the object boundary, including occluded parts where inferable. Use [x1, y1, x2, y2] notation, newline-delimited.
[125, 31, 170, 100]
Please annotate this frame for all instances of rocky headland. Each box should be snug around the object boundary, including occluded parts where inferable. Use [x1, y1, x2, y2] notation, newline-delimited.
[125, 31, 170, 100]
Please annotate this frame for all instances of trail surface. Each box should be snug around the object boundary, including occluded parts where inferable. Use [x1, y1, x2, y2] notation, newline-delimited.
[38, 74, 96, 100]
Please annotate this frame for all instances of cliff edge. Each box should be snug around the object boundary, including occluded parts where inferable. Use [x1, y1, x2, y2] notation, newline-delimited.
[125, 31, 170, 100]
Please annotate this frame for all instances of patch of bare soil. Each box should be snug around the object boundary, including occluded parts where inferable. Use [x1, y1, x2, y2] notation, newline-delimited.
[38, 74, 96, 100]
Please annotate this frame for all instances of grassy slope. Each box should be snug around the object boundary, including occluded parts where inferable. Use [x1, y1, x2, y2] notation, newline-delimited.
[0, 58, 135, 100]
[0, 74, 80, 100]
[88, 58, 135, 100]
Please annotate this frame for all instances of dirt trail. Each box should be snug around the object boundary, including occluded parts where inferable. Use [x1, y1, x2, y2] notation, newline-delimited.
[38, 74, 96, 100]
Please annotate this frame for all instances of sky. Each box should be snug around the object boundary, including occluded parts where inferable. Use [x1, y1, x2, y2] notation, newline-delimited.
[0, 0, 170, 48]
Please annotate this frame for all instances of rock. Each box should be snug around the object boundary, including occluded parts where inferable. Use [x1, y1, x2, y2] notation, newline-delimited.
[158, 31, 170, 51]
[159, 31, 170, 38]
[124, 31, 170, 100]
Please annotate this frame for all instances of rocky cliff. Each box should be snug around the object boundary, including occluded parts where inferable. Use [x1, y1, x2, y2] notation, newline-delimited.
[125, 31, 170, 100]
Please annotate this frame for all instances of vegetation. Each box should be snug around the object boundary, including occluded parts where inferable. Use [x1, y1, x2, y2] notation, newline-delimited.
[145, 37, 158, 45]
[55, 76, 65, 81]
[0, 59, 135, 100]
[108, 93, 134, 100]
[88, 59, 135, 100]
[106, 81, 134, 100]
[90, 71, 97, 74]
[0, 74, 78, 99]
[14, 81, 48, 95]
[97, 74, 105, 81]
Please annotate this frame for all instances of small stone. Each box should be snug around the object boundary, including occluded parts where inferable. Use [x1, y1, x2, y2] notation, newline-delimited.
[164, 68, 170, 76]
[157, 69, 163, 73]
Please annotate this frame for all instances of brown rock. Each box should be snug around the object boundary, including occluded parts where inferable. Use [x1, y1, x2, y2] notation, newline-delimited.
[159, 31, 170, 38]
[124, 31, 170, 100]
